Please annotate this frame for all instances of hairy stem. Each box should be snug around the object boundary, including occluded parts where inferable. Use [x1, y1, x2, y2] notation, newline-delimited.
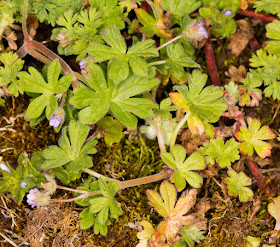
[155, 117, 167, 153]
[49, 190, 102, 203]
[205, 38, 221, 86]
[82, 168, 118, 182]
[245, 158, 271, 195]
[238, 9, 279, 22]
[119, 170, 169, 189]
[170, 111, 190, 154]
[156, 34, 187, 51]
[148, 60, 167, 66]
[56, 185, 88, 194]
[22, 0, 29, 40]
[50, 171, 169, 203]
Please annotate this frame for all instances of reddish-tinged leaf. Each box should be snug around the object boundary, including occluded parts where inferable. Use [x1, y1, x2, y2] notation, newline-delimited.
[256, 125, 276, 140]
[187, 114, 204, 136]
[147, 180, 177, 218]
[136, 220, 155, 247]
[152, 220, 168, 246]
[235, 117, 276, 158]
[146, 189, 168, 218]
[169, 92, 188, 109]
[252, 139, 272, 158]
[159, 180, 177, 215]
[169, 189, 197, 217]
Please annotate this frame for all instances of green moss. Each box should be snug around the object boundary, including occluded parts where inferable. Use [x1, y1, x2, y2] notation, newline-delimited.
[82, 134, 164, 246]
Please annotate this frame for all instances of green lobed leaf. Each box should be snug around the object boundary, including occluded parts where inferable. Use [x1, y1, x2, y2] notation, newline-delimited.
[180, 225, 205, 247]
[0, 52, 24, 97]
[225, 169, 253, 202]
[161, 145, 206, 190]
[173, 70, 227, 120]
[161, 0, 201, 20]
[80, 207, 95, 229]
[70, 65, 158, 128]
[89, 0, 125, 29]
[88, 25, 158, 84]
[42, 120, 97, 183]
[19, 60, 72, 119]
[235, 117, 276, 158]
[200, 138, 240, 168]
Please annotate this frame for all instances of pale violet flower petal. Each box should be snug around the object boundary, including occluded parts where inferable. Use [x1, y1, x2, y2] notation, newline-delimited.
[0, 163, 10, 173]
[224, 10, 232, 16]
[27, 188, 40, 208]
[1, 209, 11, 218]
[20, 182, 27, 188]
[49, 115, 63, 127]
[186, 19, 208, 40]
[79, 60, 86, 70]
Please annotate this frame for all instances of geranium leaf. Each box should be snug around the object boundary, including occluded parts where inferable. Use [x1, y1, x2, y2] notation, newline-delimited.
[235, 117, 276, 158]
[225, 169, 253, 202]
[200, 137, 240, 168]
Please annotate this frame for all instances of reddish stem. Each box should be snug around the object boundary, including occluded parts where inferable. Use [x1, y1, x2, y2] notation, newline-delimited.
[205, 38, 221, 86]
[26, 40, 74, 75]
[245, 158, 272, 195]
[238, 9, 279, 22]
[249, 36, 261, 51]
[141, 1, 149, 12]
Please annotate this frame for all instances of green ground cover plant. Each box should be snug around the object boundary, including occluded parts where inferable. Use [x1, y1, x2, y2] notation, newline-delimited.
[1, 0, 280, 246]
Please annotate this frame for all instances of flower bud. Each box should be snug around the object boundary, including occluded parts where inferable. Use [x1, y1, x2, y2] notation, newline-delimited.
[41, 174, 57, 195]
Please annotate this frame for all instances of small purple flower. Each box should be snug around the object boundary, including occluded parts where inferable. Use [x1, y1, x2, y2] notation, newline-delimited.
[27, 188, 50, 208]
[49, 115, 63, 127]
[27, 188, 40, 208]
[1, 209, 11, 218]
[186, 19, 208, 40]
[196, 20, 208, 38]
[79, 60, 86, 70]
[0, 163, 10, 173]
[20, 182, 27, 188]
[224, 10, 232, 16]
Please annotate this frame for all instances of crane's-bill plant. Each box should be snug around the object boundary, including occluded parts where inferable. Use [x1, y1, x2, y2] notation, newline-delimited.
[225, 168, 253, 202]
[0, 51, 24, 97]
[170, 69, 227, 136]
[78, 178, 122, 235]
[200, 137, 240, 168]
[161, 145, 206, 191]
[1, 0, 280, 244]
[42, 120, 97, 184]
[88, 25, 159, 84]
[19, 59, 73, 123]
[70, 64, 158, 128]
[137, 181, 206, 247]
[235, 117, 276, 158]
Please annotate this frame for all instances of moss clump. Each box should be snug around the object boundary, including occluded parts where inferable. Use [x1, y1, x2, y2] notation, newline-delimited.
[0, 95, 58, 164]
[80, 134, 164, 246]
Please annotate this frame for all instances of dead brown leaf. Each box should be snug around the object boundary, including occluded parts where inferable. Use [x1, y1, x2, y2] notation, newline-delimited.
[4, 30, 17, 50]
[179, 129, 209, 155]
[254, 156, 271, 167]
[227, 19, 254, 56]
[225, 65, 247, 82]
